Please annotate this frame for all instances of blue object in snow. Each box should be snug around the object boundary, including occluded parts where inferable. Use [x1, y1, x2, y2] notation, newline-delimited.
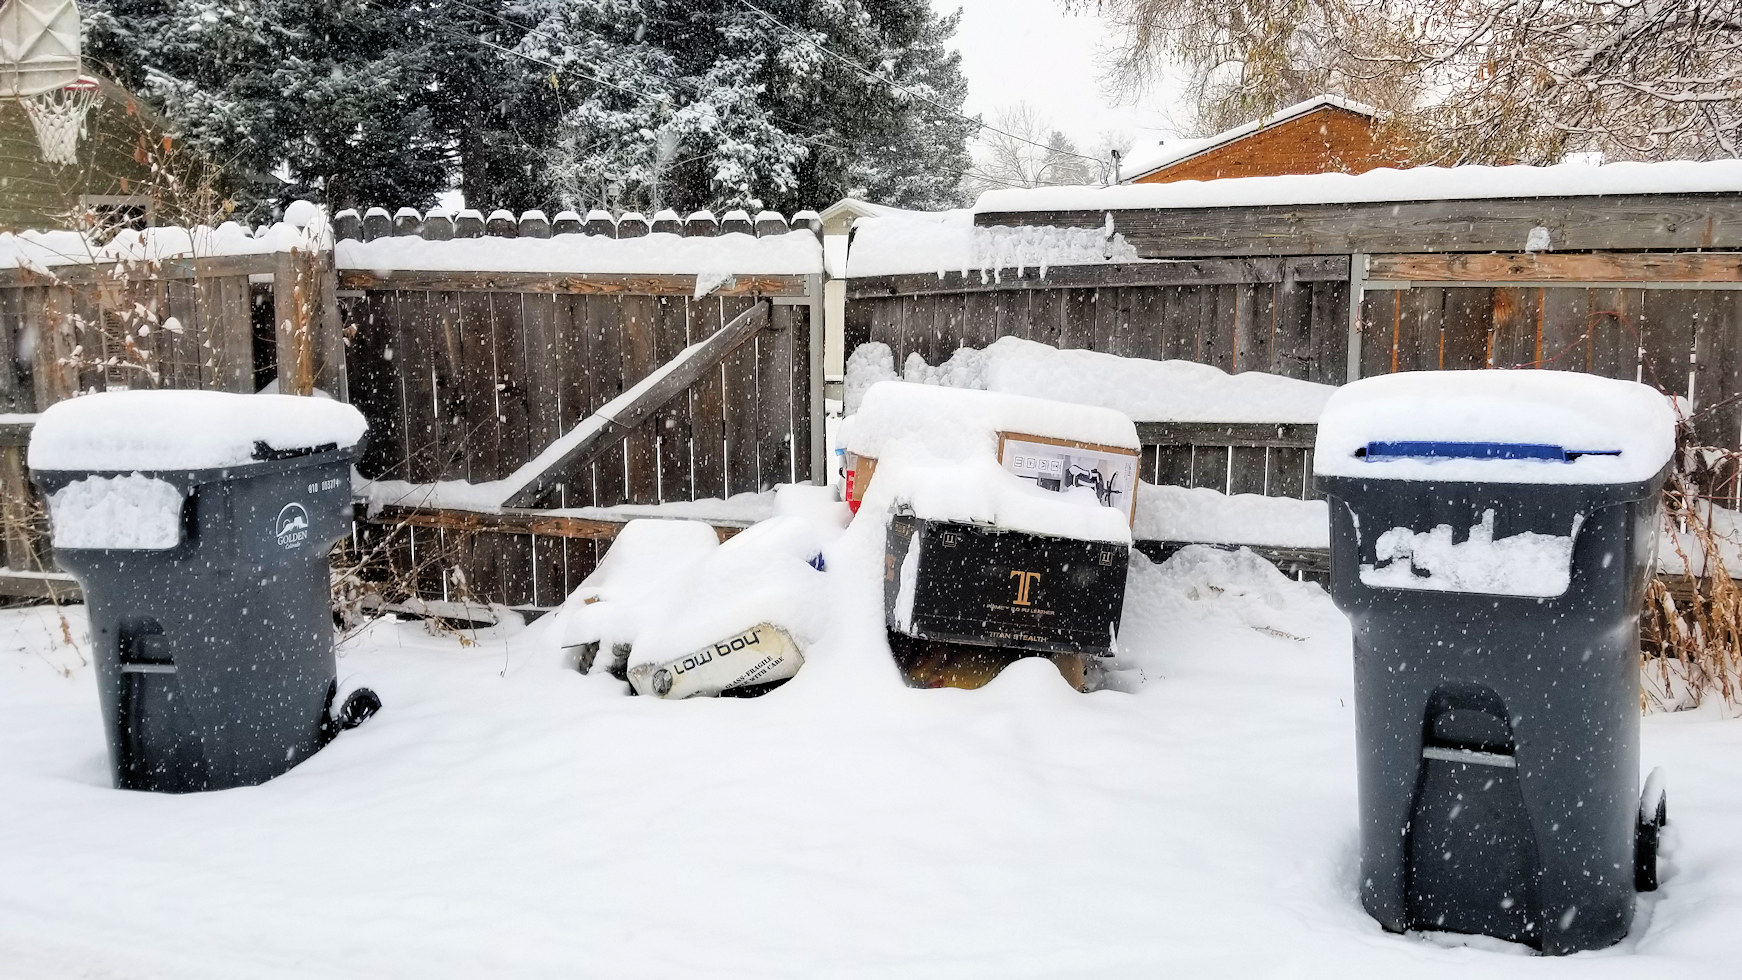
[1361, 441, 1622, 463]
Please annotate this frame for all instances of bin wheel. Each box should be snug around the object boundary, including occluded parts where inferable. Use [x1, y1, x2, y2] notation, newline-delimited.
[1636, 767, 1668, 892]
[335, 688, 382, 731]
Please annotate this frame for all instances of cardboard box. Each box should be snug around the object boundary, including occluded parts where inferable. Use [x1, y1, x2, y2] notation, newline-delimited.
[884, 515, 1130, 657]
[997, 432, 1140, 527]
[843, 451, 876, 514]
[847, 432, 1140, 525]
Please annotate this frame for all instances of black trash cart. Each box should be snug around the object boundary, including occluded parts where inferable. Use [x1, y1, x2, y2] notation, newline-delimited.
[1314, 370, 1677, 954]
[30, 391, 375, 793]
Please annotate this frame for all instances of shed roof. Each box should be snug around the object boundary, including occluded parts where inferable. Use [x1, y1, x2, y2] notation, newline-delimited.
[1120, 95, 1378, 182]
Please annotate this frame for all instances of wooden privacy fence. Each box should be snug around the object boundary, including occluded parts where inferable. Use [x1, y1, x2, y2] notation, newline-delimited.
[340, 273, 821, 608]
[846, 257, 1351, 387]
[0, 210, 826, 607]
[846, 258, 1347, 501]
[849, 188, 1742, 503]
[0, 244, 344, 592]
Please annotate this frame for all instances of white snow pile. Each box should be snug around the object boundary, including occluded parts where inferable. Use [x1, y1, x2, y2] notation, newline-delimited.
[1661, 500, 1742, 578]
[29, 390, 368, 472]
[973, 159, 1742, 214]
[846, 209, 1140, 279]
[47, 474, 185, 550]
[0, 221, 328, 271]
[846, 337, 1334, 423]
[841, 380, 1138, 542]
[335, 230, 822, 277]
[5, 487, 1742, 975]
[0, 230, 91, 274]
[1118, 545, 1332, 655]
[1315, 370, 1677, 484]
[546, 486, 846, 672]
[1134, 483, 1330, 548]
[1363, 510, 1580, 597]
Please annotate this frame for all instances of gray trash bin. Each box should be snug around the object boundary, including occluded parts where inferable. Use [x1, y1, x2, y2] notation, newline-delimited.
[29, 391, 374, 793]
[1313, 370, 1677, 954]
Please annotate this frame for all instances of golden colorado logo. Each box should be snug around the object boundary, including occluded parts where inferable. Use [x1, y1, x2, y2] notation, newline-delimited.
[275, 503, 310, 549]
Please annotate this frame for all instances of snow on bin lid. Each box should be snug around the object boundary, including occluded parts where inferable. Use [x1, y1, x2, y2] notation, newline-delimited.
[1314, 371, 1676, 484]
[29, 390, 368, 472]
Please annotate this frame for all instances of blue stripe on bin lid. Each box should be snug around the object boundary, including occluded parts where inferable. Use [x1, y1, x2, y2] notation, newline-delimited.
[1359, 441, 1623, 462]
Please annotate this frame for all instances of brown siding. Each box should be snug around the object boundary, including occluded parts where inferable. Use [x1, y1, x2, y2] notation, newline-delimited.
[0, 82, 169, 233]
[1132, 106, 1408, 184]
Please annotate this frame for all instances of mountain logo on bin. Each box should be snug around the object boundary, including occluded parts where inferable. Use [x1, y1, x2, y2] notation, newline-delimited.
[275, 503, 311, 549]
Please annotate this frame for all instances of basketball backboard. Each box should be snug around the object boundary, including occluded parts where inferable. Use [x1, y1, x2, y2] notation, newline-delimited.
[0, 0, 81, 99]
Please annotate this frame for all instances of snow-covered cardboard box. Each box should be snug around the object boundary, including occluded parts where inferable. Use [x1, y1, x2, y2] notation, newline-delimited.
[1313, 370, 1676, 598]
[842, 382, 1139, 658]
[840, 381, 1141, 535]
[885, 513, 1129, 659]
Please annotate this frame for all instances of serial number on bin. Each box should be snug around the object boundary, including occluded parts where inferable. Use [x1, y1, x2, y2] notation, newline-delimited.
[306, 478, 344, 493]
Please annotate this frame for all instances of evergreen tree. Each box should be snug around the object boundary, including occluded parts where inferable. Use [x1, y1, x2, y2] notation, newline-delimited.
[83, 0, 976, 216]
[521, 0, 977, 212]
[86, 1, 454, 214]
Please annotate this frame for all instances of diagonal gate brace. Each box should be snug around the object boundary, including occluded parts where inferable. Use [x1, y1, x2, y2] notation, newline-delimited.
[501, 298, 772, 508]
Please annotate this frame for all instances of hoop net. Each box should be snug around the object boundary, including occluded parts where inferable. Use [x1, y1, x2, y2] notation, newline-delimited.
[22, 77, 101, 166]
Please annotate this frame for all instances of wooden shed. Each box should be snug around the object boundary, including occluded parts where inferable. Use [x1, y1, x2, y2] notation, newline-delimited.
[0, 74, 175, 232]
[1121, 95, 1409, 185]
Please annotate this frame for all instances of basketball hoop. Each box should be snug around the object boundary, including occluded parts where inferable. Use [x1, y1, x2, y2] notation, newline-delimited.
[22, 75, 100, 166]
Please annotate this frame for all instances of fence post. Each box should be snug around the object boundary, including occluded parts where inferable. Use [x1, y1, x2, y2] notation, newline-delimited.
[0, 441, 34, 571]
[807, 272, 827, 482]
[1347, 252, 1367, 382]
[273, 246, 347, 399]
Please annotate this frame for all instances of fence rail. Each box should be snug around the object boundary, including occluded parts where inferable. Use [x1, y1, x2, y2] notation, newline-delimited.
[1, 213, 825, 606]
[7, 190, 1742, 606]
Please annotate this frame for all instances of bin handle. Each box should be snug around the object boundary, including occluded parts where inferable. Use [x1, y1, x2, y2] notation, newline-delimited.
[1360, 441, 1620, 463]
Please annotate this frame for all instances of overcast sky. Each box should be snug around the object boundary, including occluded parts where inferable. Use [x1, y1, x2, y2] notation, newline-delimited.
[933, 0, 1184, 157]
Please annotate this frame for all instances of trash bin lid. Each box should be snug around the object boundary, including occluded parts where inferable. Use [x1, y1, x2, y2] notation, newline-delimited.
[1314, 370, 1675, 484]
[1360, 441, 1620, 463]
[28, 390, 368, 473]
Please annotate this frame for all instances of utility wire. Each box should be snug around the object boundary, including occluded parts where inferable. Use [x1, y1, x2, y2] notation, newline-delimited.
[733, 0, 1108, 168]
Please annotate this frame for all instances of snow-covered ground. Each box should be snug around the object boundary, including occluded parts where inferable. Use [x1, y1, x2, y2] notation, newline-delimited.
[3, 524, 1740, 977]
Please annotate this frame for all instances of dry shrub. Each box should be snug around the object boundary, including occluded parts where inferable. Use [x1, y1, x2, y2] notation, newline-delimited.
[329, 517, 500, 647]
[1642, 439, 1742, 712]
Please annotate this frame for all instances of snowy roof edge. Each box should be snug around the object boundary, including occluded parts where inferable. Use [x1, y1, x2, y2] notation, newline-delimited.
[974, 159, 1742, 215]
[1120, 94, 1379, 181]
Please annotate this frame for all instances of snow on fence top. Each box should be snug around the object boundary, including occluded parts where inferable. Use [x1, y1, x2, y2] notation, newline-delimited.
[973, 159, 1742, 215]
[28, 390, 368, 472]
[331, 205, 822, 242]
[840, 381, 1138, 542]
[335, 228, 822, 276]
[848, 337, 1334, 424]
[0, 221, 323, 272]
[1314, 370, 1677, 485]
[845, 209, 1139, 279]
